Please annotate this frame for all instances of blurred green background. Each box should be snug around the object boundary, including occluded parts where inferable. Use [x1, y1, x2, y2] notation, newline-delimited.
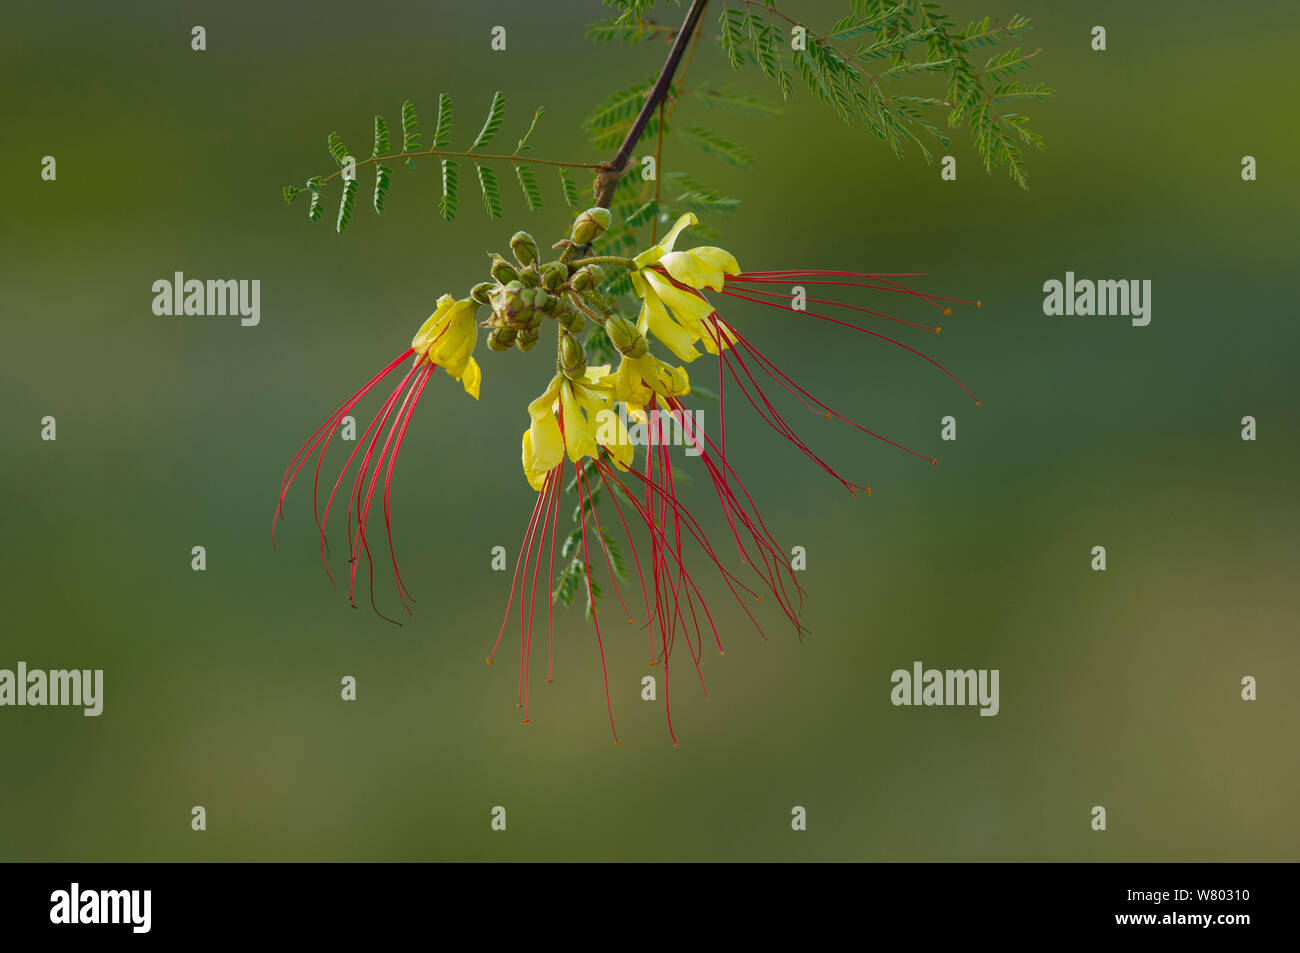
[2, 0, 1296, 861]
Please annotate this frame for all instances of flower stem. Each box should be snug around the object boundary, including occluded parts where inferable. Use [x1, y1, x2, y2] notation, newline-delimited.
[570, 256, 637, 270]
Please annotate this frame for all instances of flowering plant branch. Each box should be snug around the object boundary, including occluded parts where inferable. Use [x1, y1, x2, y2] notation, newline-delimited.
[274, 0, 1045, 744]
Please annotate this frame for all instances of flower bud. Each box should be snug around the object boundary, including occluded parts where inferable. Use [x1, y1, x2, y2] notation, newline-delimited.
[510, 231, 539, 267]
[515, 327, 540, 352]
[539, 292, 564, 317]
[470, 281, 495, 306]
[487, 326, 517, 351]
[557, 307, 585, 334]
[559, 333, 588, 381]
[489, 280, 534, 328]
[571, 207, 612, 246]
[540, 261, 567, 291]
[605, 314, 648, 358]
[570, 264, 605, 292]
[489, 254, 519, 285]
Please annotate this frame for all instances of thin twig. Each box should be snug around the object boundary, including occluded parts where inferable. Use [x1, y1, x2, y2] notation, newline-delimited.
[595, 0, 711, 209]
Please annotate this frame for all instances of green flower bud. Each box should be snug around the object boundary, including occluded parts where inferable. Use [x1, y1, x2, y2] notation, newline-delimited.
[559, 333, 588, 381]
[571, 206, 612, 246]
[517, 264, 539, 288]
[487, 326, 517, 351]
[539, 292, 564, 317]
[557, 307, 585, 335]
[541, 261, 567, 291]
[470, 281, 495, 306]
[489, 254, 519, 285]
[570, 264, 606, 292]
[515, 327, 540, 352]
[510, 231, 539, 267]
[605, 314, 648, 358]
[489, 280, 534, 328]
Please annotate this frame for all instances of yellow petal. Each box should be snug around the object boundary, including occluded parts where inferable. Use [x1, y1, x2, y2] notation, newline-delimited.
[660, 246, 740, 291]
[559, 382, 597, 462]
[615, 359, 652, 408]
[458, 355, 481, 399]
[643, 271, 716, 333]
[632, 354, 691, 398]
[632, 212, 699, 269]
[431, 301, 478, 375]
[523, 412, 564, 490]
[411, 295, 457, 352]
[603, 413, 634, 471]
[638, 291, 701, 363]
[527, 375, 562, 421]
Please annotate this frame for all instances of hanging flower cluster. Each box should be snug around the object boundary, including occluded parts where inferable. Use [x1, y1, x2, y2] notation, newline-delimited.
[275, 207, 979, 744]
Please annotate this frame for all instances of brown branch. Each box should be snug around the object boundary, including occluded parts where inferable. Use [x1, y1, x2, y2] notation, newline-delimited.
[594, 0, 711, 209]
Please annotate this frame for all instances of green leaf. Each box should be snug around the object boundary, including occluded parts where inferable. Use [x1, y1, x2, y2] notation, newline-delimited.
[336, 177, 358, 233]
[599, 531, 628, 582]
[552, 560, 582, 607]
[434, 92, 453, 148]
[327, 132, 349, 167]
[719, 8, 746, 69]
[373, 164, 392, 213]
[586, 15, 651, 44]
[678, 125, 754, 165]
[439, 158, 459, 222]
[583, 79, 654, 150]
[881, 57, 954, 80]
[558, 168, 580, 207]
[476, 163, 503, 218]
[829, 3, 909, 41]
[992, 81, 1055, 101]
[470, 91, 506, 151]
[514, 163, 542, 213]
[584, 571, 602, 620]
[692, 83, 781, 117]
[282, 185, 301, 205]
[623, 200, 658, 229]
[401, 100, 421, 165]
[306, 177, 324, 223]
[854, 27, 937, 60]
[372, 115, 390, 157]
[675, 189, 740, 215]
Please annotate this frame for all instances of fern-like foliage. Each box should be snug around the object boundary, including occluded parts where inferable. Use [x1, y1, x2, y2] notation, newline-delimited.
[283, 92, 599, 230]
[716, 0, 1052, 187]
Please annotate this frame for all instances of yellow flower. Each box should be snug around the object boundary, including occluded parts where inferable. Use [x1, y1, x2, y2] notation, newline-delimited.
[521, 366, 632, 491]
[630, 213, 740, 362]
[613, 353, 690, 424]
[411, 294, 482, 399]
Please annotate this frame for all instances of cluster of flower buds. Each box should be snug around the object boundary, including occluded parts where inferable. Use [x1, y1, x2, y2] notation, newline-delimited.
[474, 208, 620, 361]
